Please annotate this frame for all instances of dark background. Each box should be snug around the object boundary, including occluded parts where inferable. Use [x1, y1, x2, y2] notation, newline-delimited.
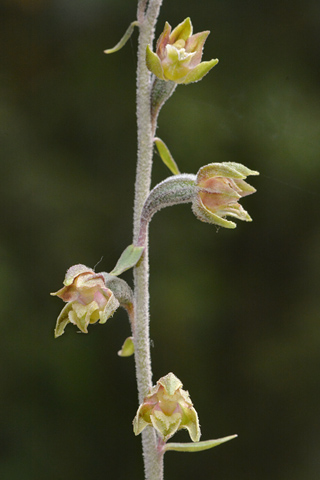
[1, 0, 320, 479]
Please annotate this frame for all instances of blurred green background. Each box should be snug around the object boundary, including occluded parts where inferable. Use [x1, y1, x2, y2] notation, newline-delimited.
[1, 0, 320, 478]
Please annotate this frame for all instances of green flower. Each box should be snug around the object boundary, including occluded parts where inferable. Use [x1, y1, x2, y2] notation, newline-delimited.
[133, 372, 200, 442]
[51, 264, 119, 337]
[192, 162, 259, 228]
[146, 17, 218, 84]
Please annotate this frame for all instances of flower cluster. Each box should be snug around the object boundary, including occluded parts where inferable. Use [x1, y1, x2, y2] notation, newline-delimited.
[146, 17, 218, 84]
[133, 372, 200, 442]
[51, 264, 119, 337]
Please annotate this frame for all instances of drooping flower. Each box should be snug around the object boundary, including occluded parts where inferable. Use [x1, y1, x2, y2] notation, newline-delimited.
[133, 372, 200, 442]
[192, 162, 259, 228]
[146, 17, 218, 84]
[51, 264, 119, 337]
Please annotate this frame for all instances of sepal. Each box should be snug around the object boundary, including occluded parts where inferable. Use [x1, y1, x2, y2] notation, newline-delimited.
[182, 58, 219, 84]
[146, 45, 165, 80]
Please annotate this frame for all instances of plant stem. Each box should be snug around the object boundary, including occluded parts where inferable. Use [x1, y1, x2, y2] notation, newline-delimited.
[133, 1, 164, 479]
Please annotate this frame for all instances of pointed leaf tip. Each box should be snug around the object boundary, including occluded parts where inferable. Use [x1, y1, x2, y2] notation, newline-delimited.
[110, 244, 144, 276]
[154, 137, 180, 175]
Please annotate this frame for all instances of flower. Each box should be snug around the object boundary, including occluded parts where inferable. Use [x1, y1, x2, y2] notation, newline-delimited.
[146, 17, 218, 84]
[51, 264, 119, 337]
[133, 372, 200, 442]
[192, 162, 259, 228]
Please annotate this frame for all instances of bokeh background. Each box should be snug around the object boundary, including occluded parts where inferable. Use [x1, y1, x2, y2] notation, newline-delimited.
[1, 0, 320, 478]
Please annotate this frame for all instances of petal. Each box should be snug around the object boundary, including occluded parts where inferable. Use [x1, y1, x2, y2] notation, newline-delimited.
[71, 302, 98, 332]
[192, 196, 237, 228]
[67, 308, 88, 333]
[150, 410, 182, 441]
[146, 45, 165, 79]
[218, 203, 253, 222]
[199, 177, 242, 196]
[169, 18, 192, 43]
[185, 31, 210, 66]
[234, 178, 257, 197]
[156, 21, 171, 59]
[63, 264, 94, 286]
[199, 191, 240, 210]
[181, 58, 219, 84]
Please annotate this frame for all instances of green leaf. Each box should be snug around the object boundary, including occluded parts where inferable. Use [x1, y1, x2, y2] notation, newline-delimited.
[110, 244, 144, 276]
[118, 336, 135, 357]
[163, 435, 237, 453]
[104, 21, 139, 54]
[154, 137, 180, 175]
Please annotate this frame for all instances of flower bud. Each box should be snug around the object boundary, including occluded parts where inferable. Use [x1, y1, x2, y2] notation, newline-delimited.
[146, 17, 218, 84]
[192, 162, 259, 228]
[133, 372, 200, 442]
[51, 264, 119, 337]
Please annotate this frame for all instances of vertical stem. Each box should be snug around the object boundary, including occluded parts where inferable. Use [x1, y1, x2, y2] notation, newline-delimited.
[133, 1, 164, 479]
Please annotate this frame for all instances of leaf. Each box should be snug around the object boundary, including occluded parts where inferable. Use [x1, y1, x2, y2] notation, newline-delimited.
[163, 434, 237, 453]
[104, 21, 139, 54]
[110, 244, 144, 276]
[154, 137, 180, 175]
[118, 336, 135, 357]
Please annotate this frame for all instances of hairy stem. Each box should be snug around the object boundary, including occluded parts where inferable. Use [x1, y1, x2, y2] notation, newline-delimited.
[133, 1, 164, 479]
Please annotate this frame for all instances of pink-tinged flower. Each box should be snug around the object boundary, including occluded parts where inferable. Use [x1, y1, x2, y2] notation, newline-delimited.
[51, 264, 119, 337]
[133, 372, 200, 442]
[146, 17, 218, 84]
[192, 162, 259, 228]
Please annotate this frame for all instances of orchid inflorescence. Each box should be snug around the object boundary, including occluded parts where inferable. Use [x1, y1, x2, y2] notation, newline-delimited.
[51, 6, 258, 479]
